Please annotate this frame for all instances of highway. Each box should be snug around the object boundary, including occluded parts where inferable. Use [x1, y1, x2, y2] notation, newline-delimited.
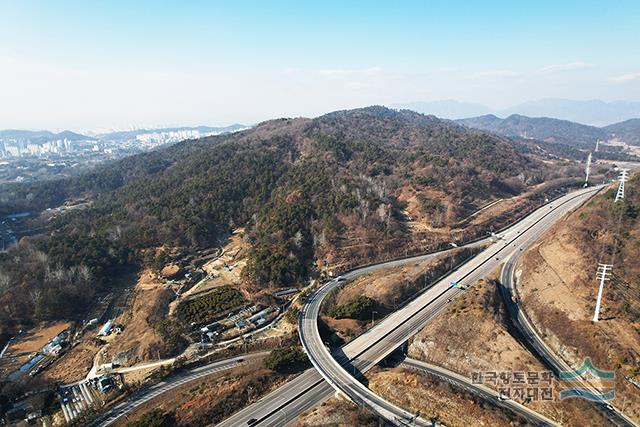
[298, 185, 606, 425]
[89, 353, 267, 427]
[219, 185, 608, 427]
[500, 224, 637, 427]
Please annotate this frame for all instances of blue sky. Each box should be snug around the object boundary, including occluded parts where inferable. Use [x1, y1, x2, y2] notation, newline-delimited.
[1, 0, 639, 130]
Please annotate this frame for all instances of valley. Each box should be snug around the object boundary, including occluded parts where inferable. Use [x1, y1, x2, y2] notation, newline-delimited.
[0, 107, 638, 427]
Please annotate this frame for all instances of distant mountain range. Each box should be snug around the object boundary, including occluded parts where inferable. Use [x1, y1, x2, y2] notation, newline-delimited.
[392, 98, 640, 127]
[0, 129, 96, 143]
[455, 113, 640, 148]
[0, 125, 248, 145]
[603, 119, 640, 145]
[503, 99, 640, 127]
[455, 114, 607, 148]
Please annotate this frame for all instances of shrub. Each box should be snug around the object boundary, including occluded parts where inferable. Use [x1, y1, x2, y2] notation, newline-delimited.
[328, 295, 377, 320]
[263, 346, 308, 373]
[126, 409, 176, 427]
[284, 307, 300, 325]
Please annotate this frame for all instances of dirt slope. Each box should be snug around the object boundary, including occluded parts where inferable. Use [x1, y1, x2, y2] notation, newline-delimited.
[408, 279, 610, 425]
[517, 178, 640, 421]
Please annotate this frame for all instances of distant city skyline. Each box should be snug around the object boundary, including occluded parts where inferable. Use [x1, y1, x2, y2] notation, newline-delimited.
[1, 1, 639, 129]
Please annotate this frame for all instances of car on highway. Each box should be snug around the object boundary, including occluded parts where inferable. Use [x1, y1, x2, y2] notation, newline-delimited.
[336, 276, 346, 281]
[247, 418, 258, 425]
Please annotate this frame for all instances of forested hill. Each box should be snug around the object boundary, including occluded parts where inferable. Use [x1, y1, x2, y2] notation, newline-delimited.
[456, 114, 606, 148]
[1, 106, 566, 332]
[603, 118, 640, 145]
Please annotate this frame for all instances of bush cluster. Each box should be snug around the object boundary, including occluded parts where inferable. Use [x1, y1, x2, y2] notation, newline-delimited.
[328, 295, 377, 320]
[263, 346, 308, 373]
[176, 286, 244, 325]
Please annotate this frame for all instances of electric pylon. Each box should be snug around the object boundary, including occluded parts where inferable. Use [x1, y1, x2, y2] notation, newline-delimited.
[615, 169, 629, 203]
[593, 263, 613, 322]
[584, 152, 592, 187]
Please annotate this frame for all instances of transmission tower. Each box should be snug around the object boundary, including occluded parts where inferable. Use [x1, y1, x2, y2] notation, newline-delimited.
[584, 152, 592, 187]
[593, 263, 613, 322]
[615, 169, 630, 203]
[592, 169, 632, 323]
[595, 140, 600, 152]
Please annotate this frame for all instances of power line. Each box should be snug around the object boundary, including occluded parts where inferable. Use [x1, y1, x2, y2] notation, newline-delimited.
[608, 278, 640, 302]
[609, 284, 640, 305]
[610, 275, 640, 293]
[592, 169, 631, 322]
[611, 273, 636, 289]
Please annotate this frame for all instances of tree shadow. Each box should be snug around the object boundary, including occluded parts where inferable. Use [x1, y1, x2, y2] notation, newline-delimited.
[317, 317, 345, 348]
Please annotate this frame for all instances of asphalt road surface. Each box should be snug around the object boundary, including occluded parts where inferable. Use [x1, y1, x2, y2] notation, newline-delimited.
[298, 185, 608, 425]
[90, 353, 267, 427]
[220, 185, 611, 427]
[500, 221, 637, 427]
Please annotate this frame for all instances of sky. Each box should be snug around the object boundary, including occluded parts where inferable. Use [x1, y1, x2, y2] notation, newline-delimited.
[0, 0, 639, 130]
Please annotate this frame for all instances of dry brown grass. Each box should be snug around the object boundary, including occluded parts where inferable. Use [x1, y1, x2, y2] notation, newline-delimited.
[367, 367, 521, 427]
[293, 397, 377, 427]
[0, 321, 71, 379]
[115, 358, 289, 427]
[43, 339, 101, 383]
[9, 322, 70, 354]
[409, 279, 540, 375]
[517, 195, 640, 421]
[102, 274, 174, 365]
[407, 279, 612, 425]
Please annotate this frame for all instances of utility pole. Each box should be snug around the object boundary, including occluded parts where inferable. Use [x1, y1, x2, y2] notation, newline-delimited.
[593, 263, 613, 322]
[371, 311, 377, 327]
[584, 152, 592, 187]
[615, 169, 629, 203]
[594, 169, 630, 322]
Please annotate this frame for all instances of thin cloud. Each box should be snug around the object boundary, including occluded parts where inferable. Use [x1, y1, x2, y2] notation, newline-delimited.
[281, 67, 301, 75]
[318, 67, 384, 77]
[465, 70, 520, 79]
[540, 61, 593, 73]
[609, 72, 640, 82]
[315, 67, 392, 91]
